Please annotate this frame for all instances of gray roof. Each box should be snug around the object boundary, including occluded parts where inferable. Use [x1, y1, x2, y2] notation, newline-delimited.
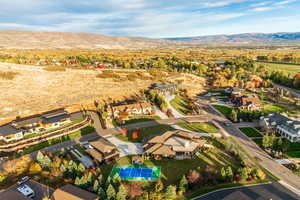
[265, 113, 300, 135]
[42, 108, 67, 118]
[13, 115, 41, 127]
[0, 124, 21, 137]
[42, 113, 70, 124]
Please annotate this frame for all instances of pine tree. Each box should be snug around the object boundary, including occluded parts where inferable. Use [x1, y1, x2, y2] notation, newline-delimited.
[113, 174, 122, 188]
[106, 184, 116, 200]
[154, 179, 164, 192]
[36, 151, 44, 165]
[164, 185, 177, 200]
[74, 176, 81, 186]
[226, 166, 233, 182]
[42, 155, 52, 169]
[93, 180, 99, 192]
[178, 175, 188, 193]
[105, 177, 112, 189]
[87, 172, 94, 186]
[77, 163, 86, 175]
[98, 174, 103, 186]
[220, 167, 226, 182]
[98, 187, 107, 199]
[116, 184, 127, 200]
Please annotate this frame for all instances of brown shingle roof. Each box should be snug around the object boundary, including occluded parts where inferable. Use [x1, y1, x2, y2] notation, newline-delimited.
[151, 145, 176, 156]
[51, 184, 99, 200]
[90, 139, 116, 153]
[86, 149, 103, 162]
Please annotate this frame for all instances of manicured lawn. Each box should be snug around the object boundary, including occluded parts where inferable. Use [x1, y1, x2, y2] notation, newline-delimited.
[170, 95, 192, 115]
[286, 151, 300, 158]
[122, 116, 161, 125]
[178, 122, 219, 133]
[115, 125, 174, 143]
[239, 127, 262, 138]
[263, 105, 285, 113]
[283, 139, 300, 151]
[252, 138, 263, 146]
[22, 126, 95, 155]
[212, 104, 233, 119]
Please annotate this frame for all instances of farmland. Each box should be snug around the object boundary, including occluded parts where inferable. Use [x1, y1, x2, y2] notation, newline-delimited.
[257, 62, 300, 75]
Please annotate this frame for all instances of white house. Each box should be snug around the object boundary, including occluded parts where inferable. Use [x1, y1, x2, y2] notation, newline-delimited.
[259, 113, 300, 142]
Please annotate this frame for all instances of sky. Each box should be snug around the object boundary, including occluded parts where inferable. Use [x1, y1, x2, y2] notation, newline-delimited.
[0, 0, 299, 38]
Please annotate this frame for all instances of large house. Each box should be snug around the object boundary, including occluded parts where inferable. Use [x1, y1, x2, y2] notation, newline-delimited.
[0, 124, 25, 142]
[259, 113, 300, 142]
[150, 83, 177, 96]
[110, 102, 153, 121]
[231, 94, 261, 111]
[143, 130, 206, 159]
[0, 109, 85, 142]
[51, 184, 100, 200]
[86, 138, 120, 164]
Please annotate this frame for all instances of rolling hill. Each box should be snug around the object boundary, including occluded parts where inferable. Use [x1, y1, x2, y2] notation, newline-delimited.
[165, 32, 300, 46]
[0, 30, 300, 49]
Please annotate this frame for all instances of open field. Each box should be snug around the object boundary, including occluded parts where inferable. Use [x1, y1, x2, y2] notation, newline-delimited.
[258, 62, 300, 75]
[0, 63, 205, 122]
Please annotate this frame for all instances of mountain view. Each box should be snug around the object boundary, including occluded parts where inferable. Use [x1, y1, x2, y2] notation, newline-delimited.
[0, 1, 300, 200]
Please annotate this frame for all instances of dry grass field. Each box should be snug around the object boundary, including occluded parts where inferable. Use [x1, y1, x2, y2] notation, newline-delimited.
[0, 63, 205, 122]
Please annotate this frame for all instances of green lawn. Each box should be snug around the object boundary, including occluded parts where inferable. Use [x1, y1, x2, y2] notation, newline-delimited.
[283, 139, 300, 152]
[115, 125, 174, 143]
[239, 127, 262, 138]
[22, 126, 95, 155]
[286, 151, 300, 158]
[170, 95, 192, 115]
[212, 104, 233, 119]
[258, 62, 300, 75]
[178, 122, 219, 133]
[263, 105, 285, 114]
[122, 116, 161, 125]
[252, 138, 263, 146]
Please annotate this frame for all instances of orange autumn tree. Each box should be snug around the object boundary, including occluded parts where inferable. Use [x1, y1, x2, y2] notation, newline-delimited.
[131, 128, 141, 140]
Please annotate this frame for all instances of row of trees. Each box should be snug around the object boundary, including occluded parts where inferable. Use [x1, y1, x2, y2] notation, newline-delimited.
[262, 133, 289, 157]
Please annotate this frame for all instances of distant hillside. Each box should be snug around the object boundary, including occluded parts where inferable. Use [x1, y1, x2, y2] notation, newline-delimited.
[165, 32, 300, 46]
[1, 30, 300, 49]
[0, 30, 174, 49]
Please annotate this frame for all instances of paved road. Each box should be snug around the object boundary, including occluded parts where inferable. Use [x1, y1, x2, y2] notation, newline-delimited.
[273, 83, 300, 98]
[224, 123, 300, 194]
[194, 182, 300, 200]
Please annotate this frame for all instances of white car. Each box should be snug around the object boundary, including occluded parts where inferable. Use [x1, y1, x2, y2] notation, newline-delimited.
[17, 184, 35, 199]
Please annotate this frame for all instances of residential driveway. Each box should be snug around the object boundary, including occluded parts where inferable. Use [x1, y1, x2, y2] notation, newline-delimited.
[194, 182, 300, 200]
[106, 136, 143, 157]
[165, 95, 185, 118]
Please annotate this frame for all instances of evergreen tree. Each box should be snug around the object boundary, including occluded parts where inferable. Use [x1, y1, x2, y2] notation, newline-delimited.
[106, 184, 116, 200]
[87, 172, 94, 186]
[116, 184, 127, 200]
[231, 109, 238, 122]
[220, 167, 226, 182]
[74, 177, 81, 186]
[77, 163, 86, 175]
[164, 185, 177, 200]
[226, 166, 233, 182]
[36, 151, 44, 165]
[178, 175, 188, 193]
[98, 187, 107, 199]
[42, 155, 52, 169]
[93, 180, 99, 193]
[154, 179, 164, 192]
[113, 174, 122, 188]
[105, 177, 112, 189]
[98, 174, 103, 186]
[59, 164, 66, 173]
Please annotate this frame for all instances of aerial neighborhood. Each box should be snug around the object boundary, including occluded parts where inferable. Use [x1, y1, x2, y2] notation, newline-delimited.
[1, 3, 300, 198]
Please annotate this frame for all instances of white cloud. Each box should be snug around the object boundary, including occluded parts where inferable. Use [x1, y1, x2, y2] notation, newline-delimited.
[251, 6, 275, 12]
[275, 0, 297, 5]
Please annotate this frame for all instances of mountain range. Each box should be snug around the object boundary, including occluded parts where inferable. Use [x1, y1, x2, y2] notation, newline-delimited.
[0, 30, 300, 49]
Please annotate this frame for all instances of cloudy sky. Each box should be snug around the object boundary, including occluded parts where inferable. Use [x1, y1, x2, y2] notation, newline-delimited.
[0, 0, 299, 38]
